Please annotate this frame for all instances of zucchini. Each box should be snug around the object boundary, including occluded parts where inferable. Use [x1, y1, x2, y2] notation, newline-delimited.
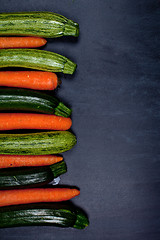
[0, 11, 79, 38]
[0, 160, 67, 189]
[0, 88, 72, 117]
[0, 202, 89, 229]
[0, 131, 77, 155]
[0, 49, 76, 74]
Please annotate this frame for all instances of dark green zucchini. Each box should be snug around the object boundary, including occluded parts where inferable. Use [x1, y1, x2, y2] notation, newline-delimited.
[0, 160, 67, 189]
[0, 131, 77, 155]
[0, 202, 89, 229]
[0, 11, 79, 38]
[0, 88, 72, 117]
[0, 49, 76, 74]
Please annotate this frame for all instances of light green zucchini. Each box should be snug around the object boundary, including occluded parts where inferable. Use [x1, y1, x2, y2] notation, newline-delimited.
[0, 49, 76, 74]
[0, 131, 77, 155]
[0, 11, 79, 38]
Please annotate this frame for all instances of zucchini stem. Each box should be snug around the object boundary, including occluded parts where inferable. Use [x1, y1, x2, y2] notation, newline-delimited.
[50, 160, 67, 178]
[54, 102, 72, 118]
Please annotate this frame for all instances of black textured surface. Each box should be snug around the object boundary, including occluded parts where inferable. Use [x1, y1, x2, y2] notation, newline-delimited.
[0, 0, 160, 239]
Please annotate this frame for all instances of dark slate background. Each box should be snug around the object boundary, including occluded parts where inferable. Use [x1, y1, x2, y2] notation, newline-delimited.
[0, 0, 160, 239]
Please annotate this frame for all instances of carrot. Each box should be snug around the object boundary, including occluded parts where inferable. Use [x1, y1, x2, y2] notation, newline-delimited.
[0, 155, 63, 168]
[0, 37, 47, 49]
[0, 71, 59, 90]
[0, 188, 80, 207]
[0, 113, 72, 131]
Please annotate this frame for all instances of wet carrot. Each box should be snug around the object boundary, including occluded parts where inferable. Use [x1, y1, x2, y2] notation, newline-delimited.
[0, 37, 47, 49]
[0, 71, 59, 90]
[0, 113, 72, 130]
[0, 155, 63, 168]
[0, 188, 80, 207]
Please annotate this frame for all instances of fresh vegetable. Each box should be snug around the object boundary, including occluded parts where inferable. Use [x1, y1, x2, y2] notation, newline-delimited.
[0, 71, 59, 90]
[0, 155, 63, 168]
[73, 207, 90, 229]
[0, 202, 89, 229]
[0, 11, 79, 38]
[0, 188, 80, 207]
[0, 113, 72, 131]
[0, 160, 67, 189]
[0, 49, 77, 74]
[0, 88, 72, 117]
[0, 131, 77, 155]
[0, 37, 47, 49]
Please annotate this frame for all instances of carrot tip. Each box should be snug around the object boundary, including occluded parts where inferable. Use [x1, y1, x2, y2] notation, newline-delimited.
[73, 189, 80, 197]
[58, 156, 63, 161]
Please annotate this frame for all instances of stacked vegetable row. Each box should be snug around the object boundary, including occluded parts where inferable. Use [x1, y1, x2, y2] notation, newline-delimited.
[0, 12, 89, 229]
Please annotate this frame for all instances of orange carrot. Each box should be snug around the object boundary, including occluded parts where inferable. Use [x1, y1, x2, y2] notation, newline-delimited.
[0, 113, 72, 131]
[0, 71, 59, 90]
[0, 155, 63, 168]
[0, 37, 47, 49]
[0, 188, 80, 207]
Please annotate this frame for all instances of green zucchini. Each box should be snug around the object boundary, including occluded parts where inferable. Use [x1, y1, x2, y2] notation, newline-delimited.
[0, 202, 89, 229]
[0, 49, 76, 74]
[0, 160, 67, 189]
[0, 131, 77, 155]
[0, 11, 79, 38]
[0, 88, 72, 117]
